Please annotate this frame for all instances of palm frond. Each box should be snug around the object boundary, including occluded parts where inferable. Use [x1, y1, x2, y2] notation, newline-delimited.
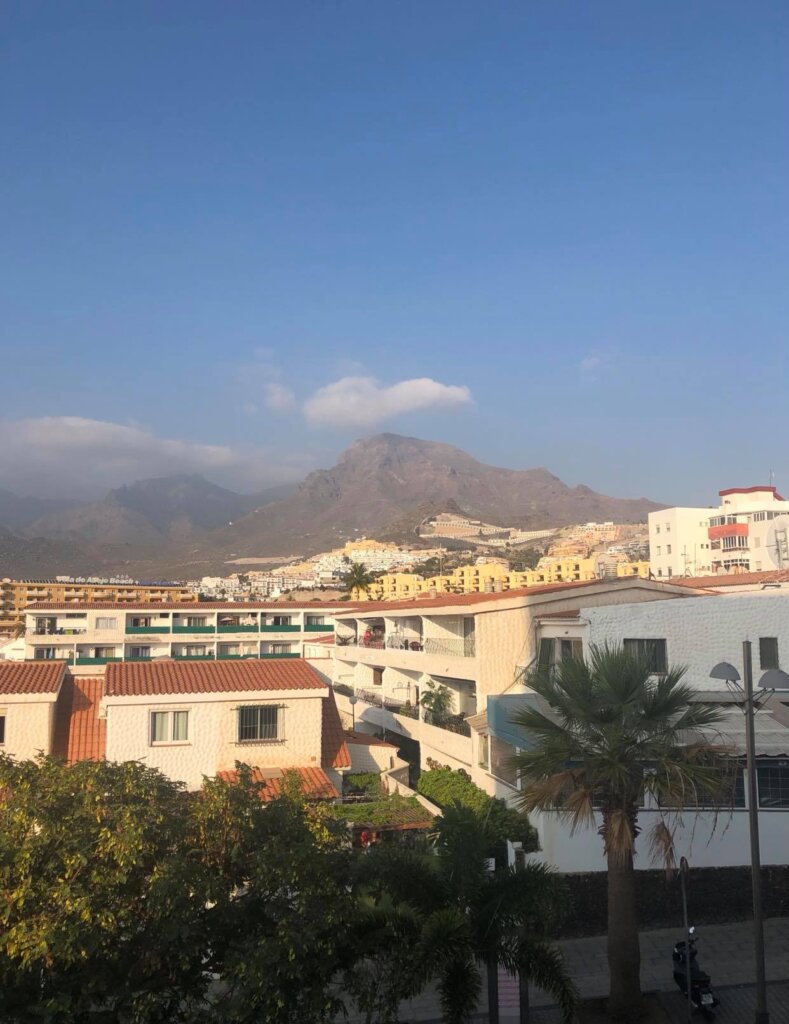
[501, 936, 578, 1024]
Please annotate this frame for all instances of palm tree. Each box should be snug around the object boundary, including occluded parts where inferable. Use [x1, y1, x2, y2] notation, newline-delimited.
[511, 644, 734, 1022]
[342, 561, 375, 597]
[359, 805, 577, 1024]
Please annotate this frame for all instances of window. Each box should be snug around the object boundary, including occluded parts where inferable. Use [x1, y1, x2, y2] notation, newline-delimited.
[760, 637, 780, 670]
[655, 525, 660, 534]
[34, 647, 58, 660]
[623, 638, 667, 673]
[655, 546, 661, 555]
[478, 733, 490, 770]
[185, 644, 207, 656]
[558, 638, 583, 661]
[666, 545, 672, 555]
[271, 643, 292, 654]
[0, 711, 5, 745]
[95, 617, 117, 630]
[272, 615, 291, 626]
[305, 614, 324, 626]
[129, 646, 151, 659]
[665, 523, 671, 532]
[757, 760, 789, 808]
[94, 647, 116, 658]
[150, 710, 189, 745]
[237, 705, 279, 743]
[187, 616, 208, 627]
[131, 617, 152, 627]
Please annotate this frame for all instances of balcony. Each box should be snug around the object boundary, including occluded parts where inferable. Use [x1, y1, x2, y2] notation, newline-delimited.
[217, 652, 259, 660]
[172, 625, 215, 634]
[259, 652, 300, 659]
[33, 627, 87, 636]
[385, 635, 423, 652]
[75, 657, 123, 665]
[33, 655, 75, 664]
[173, 653, 215, 661]
[354, 688, 420, 719]
[260, 624, 300, 633]
[126, 655, 152, 662]
[305, 623, 334, 632]
[423, 710, 472, 736]
[217, 624, 259, 633]
[424, 637, 475, 658]
[126, 626, 171, 634]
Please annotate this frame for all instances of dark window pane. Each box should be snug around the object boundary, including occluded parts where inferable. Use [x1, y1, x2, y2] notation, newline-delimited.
[757, 760, 789, 808]
[759, 637, 780, 671]
[623, 638, 667, 673]
[537, 639, 554, 672]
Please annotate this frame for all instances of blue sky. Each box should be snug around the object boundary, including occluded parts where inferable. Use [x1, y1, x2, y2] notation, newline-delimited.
[2, 2, 787, 502]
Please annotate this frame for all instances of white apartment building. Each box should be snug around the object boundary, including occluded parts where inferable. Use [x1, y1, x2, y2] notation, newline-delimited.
[328, 577, 695, 787]
[649, 486, 789, 579]
[23, 601, 346, 670]
[328, 577, 789, 873]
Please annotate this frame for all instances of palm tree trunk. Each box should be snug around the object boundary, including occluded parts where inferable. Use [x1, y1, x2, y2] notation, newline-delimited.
[606, 850, 642, 1020]
[486, 956, 499, 1024]
[518, 969, 530, 1024]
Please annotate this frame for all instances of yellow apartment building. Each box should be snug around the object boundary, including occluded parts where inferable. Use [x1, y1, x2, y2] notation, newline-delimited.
[0, 579, 196, 635]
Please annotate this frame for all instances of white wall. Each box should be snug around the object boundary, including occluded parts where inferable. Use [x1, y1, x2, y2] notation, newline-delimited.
[531, 806, 789, 872]
[584, 591, 789, 688]
[103, 689, 325, 790]
[1, 695, 57, 760]
[649, 507, 712, 579]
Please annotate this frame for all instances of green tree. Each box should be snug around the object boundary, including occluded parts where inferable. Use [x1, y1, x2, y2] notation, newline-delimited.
[0, 754, 204, 1023]
[361, 805, 576, 1024]
[0, 756, 357, 1024]
[511, 645, 733, 1021]
[342, 561, 376, 595]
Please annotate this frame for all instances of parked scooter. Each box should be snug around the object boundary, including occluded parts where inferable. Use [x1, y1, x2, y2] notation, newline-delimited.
[672, 926, 719, 1019]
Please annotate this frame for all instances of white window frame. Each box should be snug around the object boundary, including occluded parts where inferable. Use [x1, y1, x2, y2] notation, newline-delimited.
[95, 617, 118, 630]
[149, 709, 190, 746]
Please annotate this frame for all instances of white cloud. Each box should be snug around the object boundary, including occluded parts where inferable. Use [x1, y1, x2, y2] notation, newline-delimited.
[0, 417, 309, 499]
[579, 355, 602, 372]
[302, 376, 473, 429]
[263, 382, 296, 412]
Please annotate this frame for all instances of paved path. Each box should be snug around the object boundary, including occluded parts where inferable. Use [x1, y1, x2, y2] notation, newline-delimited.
[344, 917, 789, 1022]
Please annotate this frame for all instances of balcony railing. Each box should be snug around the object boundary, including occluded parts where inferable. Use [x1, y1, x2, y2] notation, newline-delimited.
[259, 652, 300, 659]
[305, 623, 334, 632]
[354, 688, 420, 720]
[75, 656, 123, 665]
[260, 624, 300, 632]
[385, 635, 424, 651]
[33, 627, 87, 636]
[126, 625, 171, 634]
[173, 624, 215, 633]
[217, 624, 259, 633]
[173, 653, 215, 660]
[217, 652, 259, 659]
[423, 710, 472, 736]
[423, 637, 475, 658]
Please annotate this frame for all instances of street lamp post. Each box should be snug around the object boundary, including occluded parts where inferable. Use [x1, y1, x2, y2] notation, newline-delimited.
[348, 694, 358, 730]
[710, 646, 789, 1024]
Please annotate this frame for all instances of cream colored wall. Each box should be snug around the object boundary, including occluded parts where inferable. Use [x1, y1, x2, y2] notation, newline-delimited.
[1, 696, 57, 760]
[103, 690, 325, 790]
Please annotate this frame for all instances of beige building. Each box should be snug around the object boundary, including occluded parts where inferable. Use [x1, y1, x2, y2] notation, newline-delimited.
[1, 578, 195, 635]
[331, 577, 697, 778]
[102, 659, 351, 792]
[0, 661, 66, 760]
[23, 601, 349, 670]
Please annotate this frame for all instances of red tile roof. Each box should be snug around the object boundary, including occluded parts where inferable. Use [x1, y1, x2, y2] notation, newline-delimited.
[0, 660, 65, 695]
[105, 659, 329, 697]
[216, 765, 338, 802]
[52, 676, 106, 762]
[25, 600, 358, 611]
[321, 691, 351, 769]
[667, 570, 789, 590]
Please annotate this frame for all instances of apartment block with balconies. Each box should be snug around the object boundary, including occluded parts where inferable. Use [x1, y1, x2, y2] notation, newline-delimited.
[23, 602, 348, 671]
[329, 577, 697, 779]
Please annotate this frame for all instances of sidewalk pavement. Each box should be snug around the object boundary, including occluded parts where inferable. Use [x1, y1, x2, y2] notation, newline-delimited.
[359, 916, 789, 1023]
